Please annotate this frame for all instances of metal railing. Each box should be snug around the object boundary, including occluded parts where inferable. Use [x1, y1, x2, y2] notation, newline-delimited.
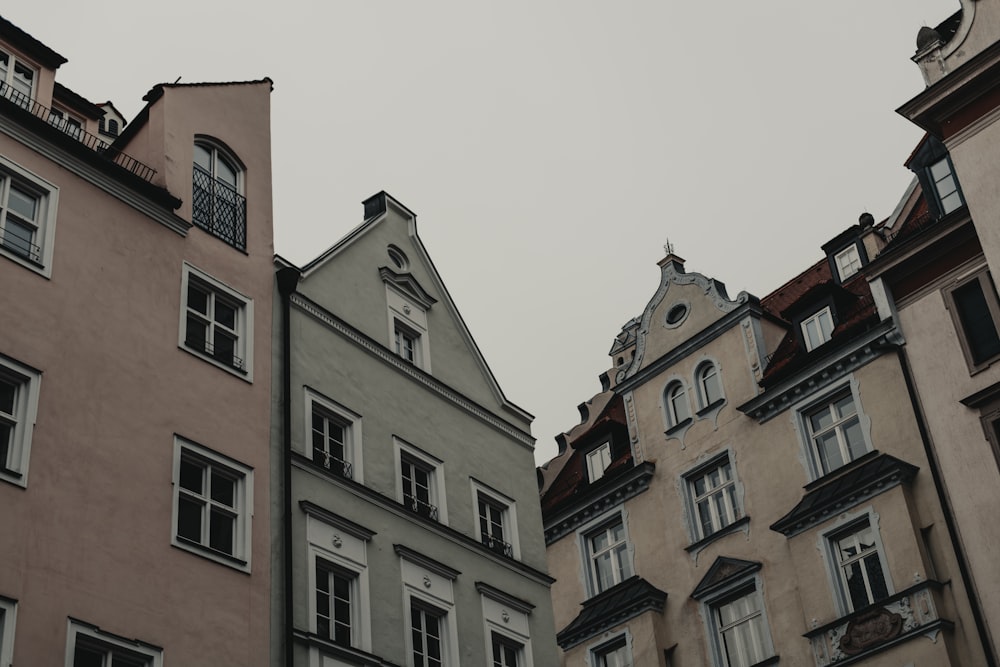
[192, 165, 247, 251]
[481, 533, 514, 558]
[1, 232, 41, 263]
[183, 333, 246, 372]
[0, 81, 157, 183]
[403, 494, 439, 521]
[314, 451, 353, 479]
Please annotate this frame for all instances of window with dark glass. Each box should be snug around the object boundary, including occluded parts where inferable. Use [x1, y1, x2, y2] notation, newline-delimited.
[588, 519, 632, 594]
[316, 556, 353, 646]
[177, 452, 240, 556]
[831, 519, 890, 612]
[401, 455, 437, 520]
[491, 633, 521, 667]
[311, 407, 352, 478]
[947, 271, 1000, 371]
[411, 601, 444, 667]
[805, 391, 867, 475]
[192, 141, 246, 250]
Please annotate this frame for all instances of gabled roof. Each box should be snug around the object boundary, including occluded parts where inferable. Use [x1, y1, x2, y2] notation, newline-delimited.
[295, 191, 533, 427]
[556, 576, 667, 649]
[0, 15, 67, 69]
[53, 82, 104, 119]
[691, 557, 762, 600]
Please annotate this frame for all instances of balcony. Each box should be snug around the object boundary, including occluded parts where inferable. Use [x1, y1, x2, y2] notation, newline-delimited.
[403, 494, 438, 521]
[312, 450, 353, 479]
[192, 165, 247, 251]
[481, 533, 514, 558]
[0, 81, 157, 183]
[805, 581, 951, 666]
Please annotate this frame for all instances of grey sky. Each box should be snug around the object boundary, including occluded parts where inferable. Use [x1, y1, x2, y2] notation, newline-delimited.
[5, 1, 957, 464]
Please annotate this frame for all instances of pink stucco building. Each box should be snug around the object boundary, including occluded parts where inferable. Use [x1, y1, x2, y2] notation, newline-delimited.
[0, 16, 274, 666]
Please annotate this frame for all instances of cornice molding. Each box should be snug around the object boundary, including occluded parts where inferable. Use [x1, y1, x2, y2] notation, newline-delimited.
[290, 293, 534, 449]
[394, 543, 461, 581]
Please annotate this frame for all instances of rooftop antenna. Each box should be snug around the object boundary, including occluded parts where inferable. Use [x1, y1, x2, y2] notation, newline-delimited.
[664, 239, 675, 255]
[172, 76, 182, 84]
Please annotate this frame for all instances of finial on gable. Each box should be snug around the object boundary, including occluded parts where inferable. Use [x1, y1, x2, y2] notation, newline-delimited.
[658, 238, 685, 273]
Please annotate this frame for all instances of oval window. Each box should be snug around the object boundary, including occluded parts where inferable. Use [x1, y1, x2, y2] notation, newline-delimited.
[387, 245, 408, 270]
[666, 303, 688, 326]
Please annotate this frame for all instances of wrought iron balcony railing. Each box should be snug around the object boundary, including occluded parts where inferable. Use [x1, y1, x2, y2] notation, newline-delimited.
[192, 165, 247, 251]
[313, 450, 353, 479]
[481, 533, 514, 558]
[0, 81, 157, 183]
[184, 333, 246, 372]
[403, 494, 439, 521]
[1, 232, 41, 263]
[805, 581, 949, 666]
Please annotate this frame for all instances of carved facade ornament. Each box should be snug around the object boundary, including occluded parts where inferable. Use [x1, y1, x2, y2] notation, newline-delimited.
[423, 575, 432, 589]
[502, 610, 510, 623]
[838, 607, 903, 656]
[331, 535, 343, 548]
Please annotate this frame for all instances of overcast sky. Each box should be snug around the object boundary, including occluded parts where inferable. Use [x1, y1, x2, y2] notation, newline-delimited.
[6, 1, 958, 464]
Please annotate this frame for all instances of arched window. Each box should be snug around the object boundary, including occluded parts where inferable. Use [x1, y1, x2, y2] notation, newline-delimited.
[697, 362, 724, 408]
[665, 381, 691, 428]
[192, 140, 246, 250]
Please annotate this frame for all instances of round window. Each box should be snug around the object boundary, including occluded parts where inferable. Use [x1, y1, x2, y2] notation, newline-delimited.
[387, 245, 409, 271]
[665, 302, 689, 328]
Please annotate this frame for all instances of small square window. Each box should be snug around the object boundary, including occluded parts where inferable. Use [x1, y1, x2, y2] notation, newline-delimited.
[584, 517, 633, 595]
[592, 636, 631, 667]
[829, 517, 892, 613]
[180, 264, 253, 380]
[67, 620, 162, 667]
[801, 307, 834, 352]
[686, 456, 742, 541]
[944, 269, 1000, 373]
[804, 390, 868, 476]
[0, 354, 41, 487]
[586, 441, 612, 482]
[0, 157, 59, 277]
[172, 437, 253, 570]
[306, 389, 362, 482]
[834, 246, 862, 281]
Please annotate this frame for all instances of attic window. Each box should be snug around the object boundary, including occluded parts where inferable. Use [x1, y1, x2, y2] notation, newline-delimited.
[834, 246, 862, 281]
[802, 307, 834, 352]
[586, 442, 612, 482]
[387, 245, 408, 271]
[665, 302, 689, 328]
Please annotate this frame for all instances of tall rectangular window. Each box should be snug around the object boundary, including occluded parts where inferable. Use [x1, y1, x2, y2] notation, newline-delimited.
[713, 588, 770, 667]
[687, 457, 741, 540]
[402, 454, 437, 520]
[830, 519, 891, 612]
[835, 246, 862, 281]
[805, 391, 867, 475]
[929, 157, 963, 215]
[395, 321, 419, 364]
[0, 355, 40, 487]
[0, 49, 35, 107]
[946, 270, 1000, 372]
[311, 407, 351, 478]
[316, 556, 354, 647]
[0, 157, 58, 276]
[410, 601, 445, 667]
[586, 518, 632, 594]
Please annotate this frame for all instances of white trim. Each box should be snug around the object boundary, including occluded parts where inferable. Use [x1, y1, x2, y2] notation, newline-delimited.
[480, 584, 532, 667]
[576, 509, 634, 599]
[64, 619, 163, 667]
[681, 449, 743, 542]
[394, 436, 448, 524]
[834, 245, 862, 281]
[179, 262, 254, 382]
[0, 597, 15, 667]
[399, 553, 459, 667]
[801, 306, 834, 352]
[386, 284, 431, 372]
[0, 155, 59, 278]
[470, 478, 521, 559]
[819, 506, 894, 616]
[304, 387, 363, 483]
[306, 515, 372, 652]
[170, 435, 253, 572]
[585, 630, 633, 667]
[792, 375, 872, 480]
[0, 353, 41, 488]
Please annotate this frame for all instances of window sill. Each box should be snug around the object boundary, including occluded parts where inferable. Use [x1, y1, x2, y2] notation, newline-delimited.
[173, 536, 250, 573]
[665, 418, 692, 437]
[0, 246, 50, 278]
[180, 344, 252, 383]
[696, 398, 726, 417]
[748, 656, 779, 667]
[685, 516, 750, 553]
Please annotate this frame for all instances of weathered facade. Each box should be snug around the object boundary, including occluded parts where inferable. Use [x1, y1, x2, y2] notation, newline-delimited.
[541, 231, 989, 665]
[0, 16, 275, 666]
[272, 192, 558, 666]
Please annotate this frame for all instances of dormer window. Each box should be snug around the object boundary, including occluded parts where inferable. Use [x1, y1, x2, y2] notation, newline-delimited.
[586, 441, 612, 482]
[193, 140, 246, 251]
[929, 157, 963, 215]
[0, 49, 35, 108]
[48, 108, 83, 140]
[834, 246, 862, 281]
[801, 307, 834, 352]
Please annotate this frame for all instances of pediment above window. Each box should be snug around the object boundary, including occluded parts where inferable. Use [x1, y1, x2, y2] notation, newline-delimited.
[379, 266, 437, 310]
[556, 575, 667, 649]
[691, 556, 761, 601]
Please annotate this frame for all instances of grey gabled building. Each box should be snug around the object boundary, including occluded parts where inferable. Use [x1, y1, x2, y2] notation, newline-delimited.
[271, 191, 557, 666]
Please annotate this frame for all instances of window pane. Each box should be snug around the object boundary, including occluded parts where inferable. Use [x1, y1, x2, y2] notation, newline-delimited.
[3, 218, 35, 258]
[7, 185, 37, 221]
[179, 459, 203, 492]
[209, 508, 235, 554]
[215, 300, 236, 329]
[194, 144, 212, 171]
[213, 331, 236, 364]
[864, 553, 889, 602]
[177, 495, 202, 541]
[185, 315, 207, 350]
[211, 471, 235, 506]
[0, 422, 10, 468]
[187, 284, 209, 314]
[0, 378, 15, 415]
[810, 406, 833, 432]
[843, 418, 866, 460]
[815, 431, 843, 472]
[74, 644, 106, 667]
[954, 279, 1000, 364]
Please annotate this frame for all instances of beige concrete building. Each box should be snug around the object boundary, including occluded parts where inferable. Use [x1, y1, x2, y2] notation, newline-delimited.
[540, 230, 990, 665]
[0, 16, 275, 666]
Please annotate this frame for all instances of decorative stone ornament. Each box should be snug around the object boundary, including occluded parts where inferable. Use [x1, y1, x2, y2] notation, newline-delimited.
[332, 535, 342, 548]
[502, 610, 510, 623]
[423, 575, 432, 589]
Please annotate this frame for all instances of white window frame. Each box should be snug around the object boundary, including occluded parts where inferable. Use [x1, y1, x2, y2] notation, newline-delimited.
[578, 511, 634, 597]
[834, 246, 862, 281]
[695, 361, 724, 409]
[684, 453, 743, 542]
[0, 155, 59, 278]
[0, 597, 16, 667]
[801, 306, 834, 352]
[480, 585, 533, 667]
[306, 514, 372, 653]
[0, 48, 37, 108]
[400, 554, 458, 667]
[394, 437, 447, 524]
[586, 441, 612, 482]
[65, 619, 163, 667]
[192, 139, 246, 250]
[0, 354, 41, 488]
[796, 379, 872, 479]
[304, 387, 363, 483]
[471, 479, 520, 559]
[179, 262, 254, 382]
[929, 156, 963, 215]
[490, 632, 524, 667]
[171, 436, 253, 572]
[822, 509, 894, 615]
[386, 286, 431, 371]
[705, 583, 774, 667]
[664, 379, 691, 430]
[588, 632, 633, 667]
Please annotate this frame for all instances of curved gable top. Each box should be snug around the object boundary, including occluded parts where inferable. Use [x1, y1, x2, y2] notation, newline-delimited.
[617, 254, 750, 384]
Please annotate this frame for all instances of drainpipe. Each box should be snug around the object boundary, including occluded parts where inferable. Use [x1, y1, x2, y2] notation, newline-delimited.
[894, 346, 997, 667]
[276, 267, 301, 667]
